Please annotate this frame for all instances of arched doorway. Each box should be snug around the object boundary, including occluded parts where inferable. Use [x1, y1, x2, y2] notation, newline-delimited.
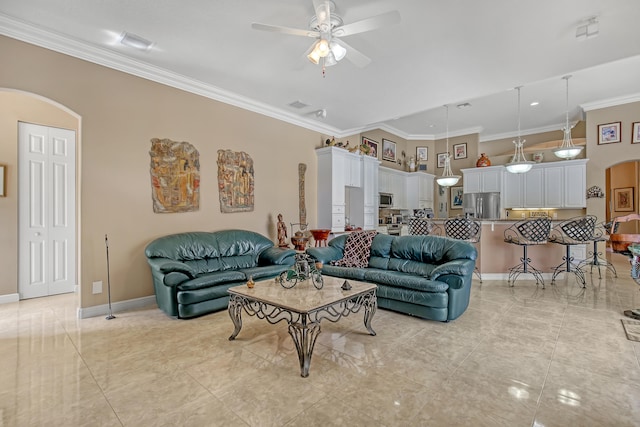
[0, 89, 81, 302]
[606, 160, 640, 234]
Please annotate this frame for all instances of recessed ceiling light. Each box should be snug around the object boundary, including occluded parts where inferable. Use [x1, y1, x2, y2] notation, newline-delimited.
[119, 32, 153, 51]
[456, 102, 472, 109]
[530, 101, 540, 106]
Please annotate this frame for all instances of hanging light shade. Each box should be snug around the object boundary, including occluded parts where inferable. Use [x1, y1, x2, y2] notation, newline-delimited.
[506, 86, 534, 174]
[554, 75, 584, 159]
[436, 105, 461, 187]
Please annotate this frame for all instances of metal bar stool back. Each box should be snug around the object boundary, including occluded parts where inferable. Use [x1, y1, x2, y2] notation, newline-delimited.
[445, 217, 482, 282]
[577, 220, 618, 278]
[549, 215, 597, 287]
[408, 218, 442, 236]
[504, 217, 551, 287]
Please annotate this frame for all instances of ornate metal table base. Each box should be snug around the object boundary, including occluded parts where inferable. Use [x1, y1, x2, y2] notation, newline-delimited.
[228, 290, 376, 377]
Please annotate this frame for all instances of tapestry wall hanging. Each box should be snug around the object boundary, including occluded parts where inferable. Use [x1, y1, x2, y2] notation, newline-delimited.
[149, 138, 200, 213]
[217, 150, 254, 213]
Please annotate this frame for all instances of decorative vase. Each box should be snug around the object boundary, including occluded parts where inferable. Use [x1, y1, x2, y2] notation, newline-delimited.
[476, 153, 491, 167]
[533, 152, 544, 163]
[409, 156, 416, 172]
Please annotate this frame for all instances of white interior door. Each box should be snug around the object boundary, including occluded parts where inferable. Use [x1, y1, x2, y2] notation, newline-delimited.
[18, 122, 76, 299]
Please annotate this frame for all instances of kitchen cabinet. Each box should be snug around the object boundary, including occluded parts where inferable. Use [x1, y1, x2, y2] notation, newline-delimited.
[406, 172, 435, 210]
[502, 159, 587, 209]
[461, 166, 503, 193]
[316, 147, 379, 232]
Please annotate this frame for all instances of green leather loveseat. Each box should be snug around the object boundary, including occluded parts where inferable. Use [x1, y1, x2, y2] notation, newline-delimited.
[145, 230, 296, 318]
[306, 233, 477, 322]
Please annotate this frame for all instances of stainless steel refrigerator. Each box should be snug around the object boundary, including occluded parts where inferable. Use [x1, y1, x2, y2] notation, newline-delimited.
[463, 192, 501, 219]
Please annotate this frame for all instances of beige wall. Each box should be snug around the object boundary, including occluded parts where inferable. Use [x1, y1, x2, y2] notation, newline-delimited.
[586, 101, 640, 228]
[0, 36, 319, 308]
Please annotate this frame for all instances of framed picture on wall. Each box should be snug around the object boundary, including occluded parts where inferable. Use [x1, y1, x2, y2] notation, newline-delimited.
[632, 122, 640, 144]
[416, 146, 428, 161]
[450, 186, 463, 209]
[362, 137, 379, 157]
[382, 138, 396, 162]
[437, 153, 447, 168]
[597, 121, 621, 144]
[614, 187, 634, 212]
[453, 143, 467, 159]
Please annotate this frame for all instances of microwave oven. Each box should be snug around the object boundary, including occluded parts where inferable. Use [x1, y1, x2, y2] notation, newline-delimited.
[379, 192, 394, 208]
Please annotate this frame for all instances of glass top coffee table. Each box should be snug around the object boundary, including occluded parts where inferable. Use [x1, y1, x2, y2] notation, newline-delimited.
[227, 276, 377, 377]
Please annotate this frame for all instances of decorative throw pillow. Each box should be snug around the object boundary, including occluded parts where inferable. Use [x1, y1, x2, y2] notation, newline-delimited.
[331, 230, 377, 268]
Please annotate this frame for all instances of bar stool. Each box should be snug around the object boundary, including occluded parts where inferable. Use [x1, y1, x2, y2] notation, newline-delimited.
[504, 218, 551, 288]
[408, 218, 442, 236]
[577, 220, 618, 278]
[445, 217, 482, 282]
[549, 215, 596, 288]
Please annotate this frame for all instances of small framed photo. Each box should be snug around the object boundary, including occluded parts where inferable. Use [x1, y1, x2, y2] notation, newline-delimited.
[598, 121, 621, 144]
[632, 122, 640, 144]
[382, 138, 396, 162]
[417, 163, 427, 172]
[614, 187, 634, 212]
[437, 153, 447, 168]
[450, 186, 463, 209]
[362, 137, 379, 158]
[453, 143, 467, 160]
[416, 146, 428, 161]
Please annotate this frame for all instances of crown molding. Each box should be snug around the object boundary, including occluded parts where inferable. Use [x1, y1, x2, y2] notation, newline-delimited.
[479, 122, 569, 143]
[0, 13, 345, 136]
[580, 92, 640, 111]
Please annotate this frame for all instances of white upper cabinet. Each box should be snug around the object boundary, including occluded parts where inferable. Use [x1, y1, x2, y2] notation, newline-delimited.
[462, 166, 503, 194]
[379, 166, 435, 210]
[501, 159, 587, 209]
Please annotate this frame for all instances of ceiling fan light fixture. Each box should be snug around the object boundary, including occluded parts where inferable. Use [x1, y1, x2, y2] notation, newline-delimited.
[323, 52, 338, 67]
[330, 41, 346, 61]
[307, 48, 321, 65]
[316, 39, 330, 57]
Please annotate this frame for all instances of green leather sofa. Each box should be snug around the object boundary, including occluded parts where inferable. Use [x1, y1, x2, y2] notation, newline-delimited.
[306, 233, 477, 322]
[145, 230, 296, 318]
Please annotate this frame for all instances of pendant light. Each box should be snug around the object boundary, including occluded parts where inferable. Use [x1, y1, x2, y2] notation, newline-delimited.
[553, 75, 584, 159]
[436, 105, 461, 187]
[505, 86, 534, 174]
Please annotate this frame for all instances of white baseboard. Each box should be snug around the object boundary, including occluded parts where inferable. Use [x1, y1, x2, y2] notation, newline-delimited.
[0, 293, 20, 304]
[77, 295, 156, 319]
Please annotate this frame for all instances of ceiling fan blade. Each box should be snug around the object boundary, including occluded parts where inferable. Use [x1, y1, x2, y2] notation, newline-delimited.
[314, 1, 332, 33]
[334, 39, 371, 68]
[333, 10, 401, 37]
[251, 22, 319, 38]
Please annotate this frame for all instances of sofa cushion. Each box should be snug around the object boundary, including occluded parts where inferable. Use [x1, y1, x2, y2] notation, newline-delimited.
[240, 264, 291, 281]
[363, 269, 448, 292]
[376, 284, 448, 308]
[386, 258, 435, 277]
[177, 270, 246, 291]
[177, 282, 240, 305]
[320, 265, 367, 280]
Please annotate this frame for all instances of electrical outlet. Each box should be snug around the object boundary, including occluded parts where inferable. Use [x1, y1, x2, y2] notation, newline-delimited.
[92, 281, 103, 294]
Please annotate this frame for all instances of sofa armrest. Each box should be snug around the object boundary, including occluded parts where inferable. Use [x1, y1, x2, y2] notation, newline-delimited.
[147, 258, 196, 278]
[258, 247, 296, 266]
[430, 259, 475, 282]
[306, 246, 344, 264]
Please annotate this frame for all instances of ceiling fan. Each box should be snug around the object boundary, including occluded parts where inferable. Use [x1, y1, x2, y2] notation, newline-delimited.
[251, 0, 400, 70]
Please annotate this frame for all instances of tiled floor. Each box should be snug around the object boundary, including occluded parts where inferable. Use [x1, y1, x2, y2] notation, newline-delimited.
[1, 253, 640, 426]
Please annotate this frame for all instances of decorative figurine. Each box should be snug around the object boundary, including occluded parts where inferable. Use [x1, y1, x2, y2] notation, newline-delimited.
[277, 253, 323, 289]
[277, 213, 289, 248]
[341, 280, 352, 290]
[246, 275, 255, 289]
[476, 153, 491, 167]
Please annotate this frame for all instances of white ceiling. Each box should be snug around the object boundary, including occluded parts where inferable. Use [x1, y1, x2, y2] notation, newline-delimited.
[1, 0, 640, 142]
